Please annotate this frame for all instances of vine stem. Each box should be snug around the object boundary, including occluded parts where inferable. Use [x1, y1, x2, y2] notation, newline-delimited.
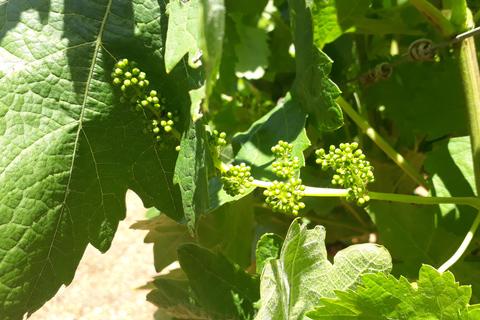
[336, 96, 429, 190]
[438, 11, 480, 273]
[368, 192, 480, 210]
[249, 179, 480, 209]
[407, 0, 456, 37]
[212, 156, 231, 173]
[454, 27, 480, 196]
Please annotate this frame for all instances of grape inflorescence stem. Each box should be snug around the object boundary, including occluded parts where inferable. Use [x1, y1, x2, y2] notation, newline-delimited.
[249, 179, 480, 209]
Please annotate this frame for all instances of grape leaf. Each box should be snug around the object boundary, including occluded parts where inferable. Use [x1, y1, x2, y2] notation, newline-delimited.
[307, 265, 479, 319]
[255, 233, 284, 274]
[254, 218, 392, 320]
[0, 0, 200, 317]
[450, 261, 480, 304]
[232, 93, 310, 181]
[174, 118, 209, 234]
[424, 136, 477, 235]
[366, 202, 462, 277]
[147, 279, 210, 319]
[225, 0, 268, 14]
[365, 58, 468, 141]
[199, 0, 225, 111]
[131, 194, 254, 271]
[148, 244, 260, 319]
[216, 13, 240, 94]
[165, 0, 202, 73]
[231, 13, 270, 79]
[311, 0, 370, 49]
[288, 0, 344, 134]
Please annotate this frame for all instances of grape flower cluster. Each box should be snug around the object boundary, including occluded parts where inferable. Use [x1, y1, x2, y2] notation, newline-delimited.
[271, 141, 300, 178]
[220, 163, 254, 196]
[264, 179, 306, 216]
[111, 59, 179, 146]
[315, 142, 375, 206]
[207, 130, 227, 158]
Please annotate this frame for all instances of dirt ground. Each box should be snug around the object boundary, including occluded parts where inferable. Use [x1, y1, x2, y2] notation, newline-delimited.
[28, 190, 158, 320]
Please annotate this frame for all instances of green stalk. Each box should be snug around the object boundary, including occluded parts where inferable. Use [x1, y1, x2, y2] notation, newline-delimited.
[249, 180, 480, 209]
[368, 191, 480, 210]
[454, 31, 480, 195]
[337, 96, 429, 190]
[438, 12, 480, 273]
[407, 0, 456, 36]
[212, 156, 231, 172]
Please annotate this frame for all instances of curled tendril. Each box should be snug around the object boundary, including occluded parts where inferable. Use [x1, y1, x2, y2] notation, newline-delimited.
[221, 163, 254, 196]
[263, 178, 306, 216]
[112, 58, 179, 147]
[315, 142, 374, 206]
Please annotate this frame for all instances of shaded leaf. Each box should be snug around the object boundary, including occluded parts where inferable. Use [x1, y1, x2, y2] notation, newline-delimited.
[311, 0, 370, 49]
[366, 202, 462, 277]
[365, 58, 468, 141]
[148, 244, 260, 319]
[131, 194, 254, 271]
[174, 118, 210, 234]
[289, 0, 343, 133]
[231, 13, 270, 79]
[232, 93, 310, 181]
[225, 0, 268, 14]
[208, 174, 256, 212]
[424, 136, 477, 235]
[148, 279, 210, 319]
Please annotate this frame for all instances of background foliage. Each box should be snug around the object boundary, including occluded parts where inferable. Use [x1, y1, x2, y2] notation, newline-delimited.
[1, 0, 480, 319]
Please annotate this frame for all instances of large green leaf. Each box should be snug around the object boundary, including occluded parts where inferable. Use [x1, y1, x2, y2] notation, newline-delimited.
[254, 218, 392, 320]
[288, 0, 344, 133]
[148, 244, 260, 319]
[307, 265, 480, 319]
[0, 0, 201, 318]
